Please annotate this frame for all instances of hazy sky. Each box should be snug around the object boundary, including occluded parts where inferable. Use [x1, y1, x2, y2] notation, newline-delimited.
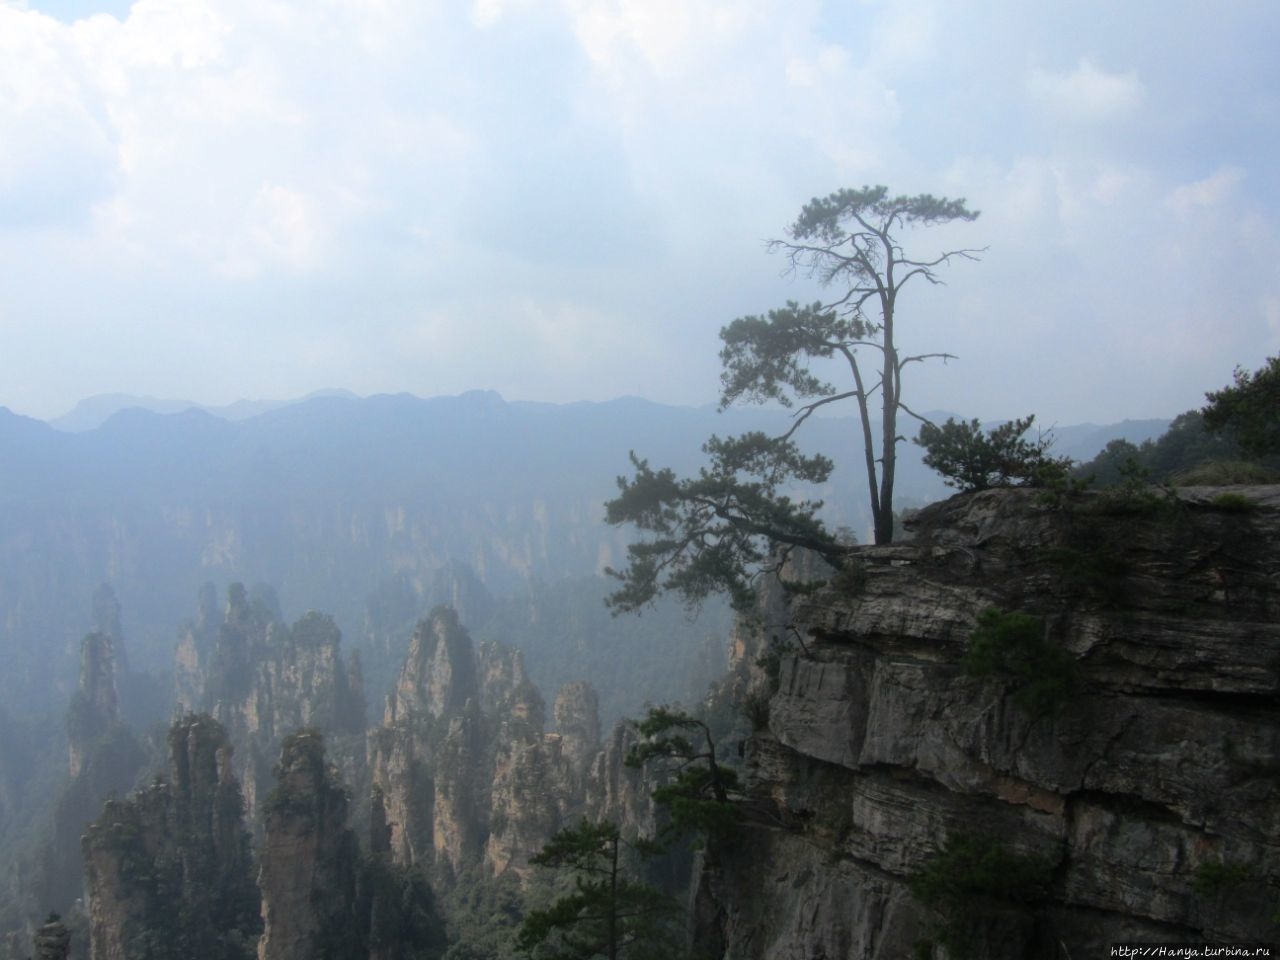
[2, 0, 1277, 425]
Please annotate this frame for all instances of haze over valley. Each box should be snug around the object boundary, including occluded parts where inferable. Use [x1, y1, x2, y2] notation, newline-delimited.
[1, 1, 1277, 957]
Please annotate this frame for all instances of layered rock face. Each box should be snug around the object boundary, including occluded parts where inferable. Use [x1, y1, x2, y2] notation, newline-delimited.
[174, 582, 221, 714]
[695, 487, 1280, 957]
[553, 681, 601, 774]
[82, 714, 259, 960]
[31, 916, 70, 960]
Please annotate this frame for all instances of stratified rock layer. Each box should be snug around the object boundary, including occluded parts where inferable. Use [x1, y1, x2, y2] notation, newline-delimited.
[694, 486, 1280, 958]
[31, 916, 70, 960]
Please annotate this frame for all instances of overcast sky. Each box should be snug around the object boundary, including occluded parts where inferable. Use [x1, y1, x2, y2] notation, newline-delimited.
[1, 0, 1277, 425]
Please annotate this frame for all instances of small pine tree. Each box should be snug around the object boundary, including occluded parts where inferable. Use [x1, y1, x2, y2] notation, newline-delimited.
[625, 707, 741, 845]
[517, 820, 678, 960]
[916, 415, 1070, 492]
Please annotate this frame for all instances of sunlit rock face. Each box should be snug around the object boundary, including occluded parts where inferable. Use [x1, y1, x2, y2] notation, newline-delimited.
[371, 611, 586, 885]
[553, 680, 601, 775]
[387, 607, 479, 726]
[368, 606, 656, 884]
[693, 487, 1280, 958]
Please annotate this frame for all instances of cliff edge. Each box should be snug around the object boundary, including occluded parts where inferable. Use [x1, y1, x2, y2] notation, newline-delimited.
[694, 486, 1280, 958]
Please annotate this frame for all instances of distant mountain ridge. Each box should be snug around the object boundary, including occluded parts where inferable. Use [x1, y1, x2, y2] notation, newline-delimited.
[49, 388, 361, 432]
[0, 389, 1170, 715]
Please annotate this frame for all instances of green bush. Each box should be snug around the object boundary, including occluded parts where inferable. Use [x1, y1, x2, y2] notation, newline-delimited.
[1041, 544, 1130, 606]
[1192, 859, 1253, 896]
[909, 833, 1053, 960]
[829, 556, 868, 595]
[1208, 491, 1257, 512]
[1175, 460, 1277, 485]
[739, 690, 771, 731]
[1202, 355, 1280, 458]
[916, 415, 1071, 492]
[963, 609, 1080, 716]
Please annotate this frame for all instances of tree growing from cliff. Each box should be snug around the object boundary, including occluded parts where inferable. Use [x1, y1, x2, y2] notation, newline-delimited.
[625, 706, 741, 844]
[606, 187, 980, 612]
[1073, 410, 1250, 487]
[517, 819, 677, 960]
[909, 832, 1053, 959]
[963, 609, 1079, 717]
[605, 436, 844, 611]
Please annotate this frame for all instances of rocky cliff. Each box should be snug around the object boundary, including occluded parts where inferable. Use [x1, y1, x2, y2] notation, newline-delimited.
[176, 584, 366, 824]
[82, 714, 259, 960]
[11, 630, 148, 939]
[368, 606, 663, 889]
[694, 486, 1280, 958]
[67, 632, 119, 779]
[371, 608, 571, 879]
[31, 915, 70, 960]
[257, 730, 362, 960]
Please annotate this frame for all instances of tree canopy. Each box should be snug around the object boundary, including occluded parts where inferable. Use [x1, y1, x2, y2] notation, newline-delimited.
[1202, 355, 1280, 459]
[624, 706, 741, 844]
[739, 186, 982, 545]
[517, 820, 677, 960]
[606, 186, 980, 612]
[604, 435, 841, 612]
[915, 415, 1069, 492]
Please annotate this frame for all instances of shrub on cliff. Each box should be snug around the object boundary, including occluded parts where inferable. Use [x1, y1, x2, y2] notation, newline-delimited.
[910, 832, 1053, 960]
[963, 609, 1079, 716]
[517, 819, 678, 960]
[916, 415, 1071, 492]
[625, 706, 742, 845]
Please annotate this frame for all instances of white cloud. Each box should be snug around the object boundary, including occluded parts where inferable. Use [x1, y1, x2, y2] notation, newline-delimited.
[220, 184, 325, 277]
[1167, 165, 1244, 217]
[866, 0, 937, 71]
[110, 0, 229, 70]
[564, 0, 759, 79]
[0, 0, 1276, 427]
[0, 6, 119, 225]
[1028, 57, 1146, 123]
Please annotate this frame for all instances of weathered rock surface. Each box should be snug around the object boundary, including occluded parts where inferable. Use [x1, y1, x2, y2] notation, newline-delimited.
[177, 584, 366, 826]
[695, 487, 1280, 957]
[31, 915, 70, 960]
[257, 730, 361, 960]
[22, 629, 147, 929]
[67, 632, 118, 778]
[174, 583, 220, 714]
[369, 607, 649, 884]
[82, 714, 259, 960]
[553, 681, 601, 774]
[582, 721, 662, 844]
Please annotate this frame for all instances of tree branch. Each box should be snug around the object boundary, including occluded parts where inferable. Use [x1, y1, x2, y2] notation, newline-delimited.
[896, 400, 933, 425]
[778, 389, 861, 441]
[898, 351, 957, 368]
